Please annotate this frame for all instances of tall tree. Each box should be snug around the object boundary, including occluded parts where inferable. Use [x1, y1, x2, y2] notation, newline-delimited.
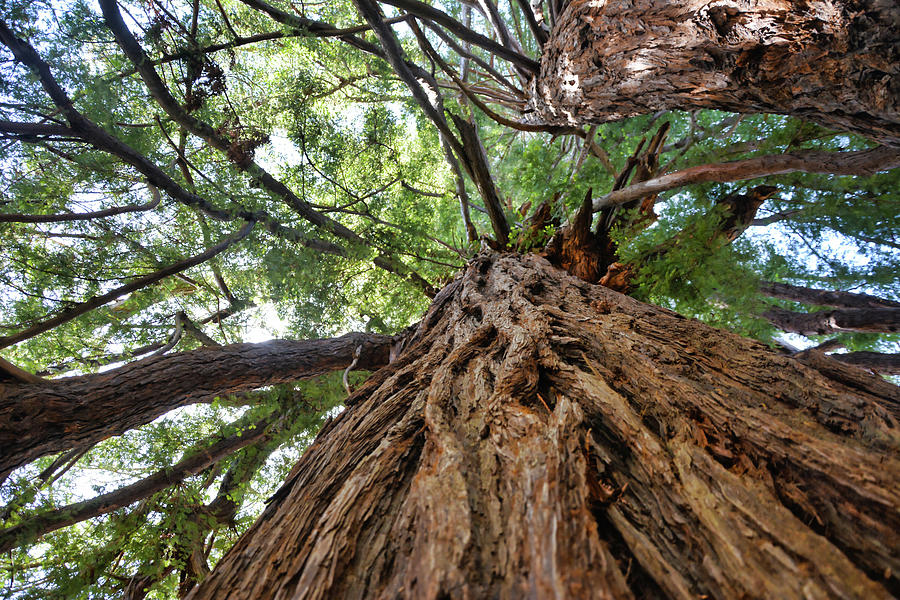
[0, 0, 897, 597]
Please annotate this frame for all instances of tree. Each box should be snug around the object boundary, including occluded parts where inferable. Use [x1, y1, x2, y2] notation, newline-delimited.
[0, 0, 897, 597]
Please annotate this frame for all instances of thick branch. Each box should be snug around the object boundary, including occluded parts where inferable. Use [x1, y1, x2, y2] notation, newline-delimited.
[760, 281, 900, 310]
[763, 306, 900, 336]
[0, 119, 77, 138]
[0, 221, 255, 350]
[0, 332, 393, 480]
[592, 147, 900, 211]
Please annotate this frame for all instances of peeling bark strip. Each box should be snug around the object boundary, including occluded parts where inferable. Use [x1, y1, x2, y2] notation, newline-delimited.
[0, 333, 392, 481]
[188, 253, 899, 600]
[530, 0, 900, 145]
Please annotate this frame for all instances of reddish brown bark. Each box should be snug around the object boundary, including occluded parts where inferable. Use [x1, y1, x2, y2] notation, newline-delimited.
[187, 252, 899, 600]
[590, 147, 900, 211]
[530, 0, 900, 145]
[0, 333, 392, 481]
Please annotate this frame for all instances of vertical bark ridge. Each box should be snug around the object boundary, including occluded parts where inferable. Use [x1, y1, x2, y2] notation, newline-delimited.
[188, 252, 898, 599]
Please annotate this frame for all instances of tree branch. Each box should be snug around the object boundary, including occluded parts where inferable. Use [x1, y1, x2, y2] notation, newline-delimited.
[0, 185, 161, 223]
[0, 221, 255, 350]
[592, 147, 900, 211]
[760, 281, 900, 310]
[379, 0, 539, 73]
[0, 332, 394, 480]
[763, 306, 900, 336]
[0, 410, 277, 553]
[831, 352, 900, 375]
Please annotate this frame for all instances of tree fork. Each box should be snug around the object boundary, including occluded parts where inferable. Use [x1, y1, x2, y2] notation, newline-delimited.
[187, 252, 899, 600]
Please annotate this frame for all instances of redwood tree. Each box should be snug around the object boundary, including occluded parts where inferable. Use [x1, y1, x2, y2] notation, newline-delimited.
[0, 0, 898, 598]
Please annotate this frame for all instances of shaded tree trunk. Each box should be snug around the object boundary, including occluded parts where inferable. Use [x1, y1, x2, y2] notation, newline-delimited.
[187, 252, 899, 600]
[0, 333, 392, 481]
[529, 0, 900, 146]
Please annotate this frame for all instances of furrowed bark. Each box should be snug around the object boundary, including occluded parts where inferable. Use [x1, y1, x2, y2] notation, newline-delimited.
[187, 252, 899, 600]
[763, 305, 900, 335]
[0, 410, 277, 553]
[0, 332, 392, 480]
[760, 281, 900, 309]
[530, 0, 900, 145]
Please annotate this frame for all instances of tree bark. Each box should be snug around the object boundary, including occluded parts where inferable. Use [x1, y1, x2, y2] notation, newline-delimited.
[529, 0, 900, 146]
[187, 252, 899, 600]
[0, 333, 392, 481]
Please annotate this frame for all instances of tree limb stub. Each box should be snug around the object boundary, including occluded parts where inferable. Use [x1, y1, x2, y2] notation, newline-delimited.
[0, 332, 393, 480]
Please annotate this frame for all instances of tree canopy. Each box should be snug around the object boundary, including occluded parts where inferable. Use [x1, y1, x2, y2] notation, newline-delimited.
[0, 0, 897, 596]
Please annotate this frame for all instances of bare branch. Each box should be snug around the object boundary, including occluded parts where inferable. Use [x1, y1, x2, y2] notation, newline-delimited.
[379, 0, 539, 73]
[763, 306, 900, 336]
[831, 352, 900, 375]
[0, 186, 161, 223]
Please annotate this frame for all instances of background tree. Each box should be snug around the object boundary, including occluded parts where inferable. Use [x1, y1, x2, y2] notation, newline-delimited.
[0, 0, 897, 597]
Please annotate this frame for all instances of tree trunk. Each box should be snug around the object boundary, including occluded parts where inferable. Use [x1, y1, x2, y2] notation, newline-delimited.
[187, 252, 899, 600]
[529, 0, 900, 146]
[0, 333, 392, 481]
